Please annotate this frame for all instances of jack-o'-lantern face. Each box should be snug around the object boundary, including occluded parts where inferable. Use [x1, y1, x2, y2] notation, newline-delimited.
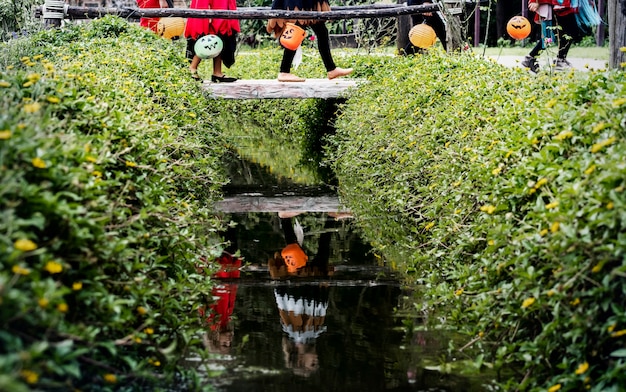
[279, 23, 306, 50]
[507, 16, 531, 40]
[194, 35, 224, 59]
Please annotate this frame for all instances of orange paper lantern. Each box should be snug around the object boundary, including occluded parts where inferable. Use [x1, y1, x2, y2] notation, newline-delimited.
[506, 16, 531, 40]
[408, 24, 437, 49]
[280, 23, 306, 51]
[157, 17, 186, 40]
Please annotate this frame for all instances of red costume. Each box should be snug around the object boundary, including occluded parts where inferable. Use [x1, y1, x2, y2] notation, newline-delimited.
[184, 0, 240, 39]
[137, 0, 162, 32]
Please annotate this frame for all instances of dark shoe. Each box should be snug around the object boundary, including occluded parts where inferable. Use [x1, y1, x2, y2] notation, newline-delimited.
[521, 55, 539, 73]
[190, 73, 202, 81]
[211, 74, 238, 83]
[554, 58, 573, 71]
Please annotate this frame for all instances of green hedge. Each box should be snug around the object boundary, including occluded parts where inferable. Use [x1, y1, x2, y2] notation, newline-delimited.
[330, 51, 626, 390]
[1, 16, 227, 391]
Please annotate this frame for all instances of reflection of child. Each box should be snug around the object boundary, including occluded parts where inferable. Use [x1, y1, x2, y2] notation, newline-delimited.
[200, 226, 242, 355]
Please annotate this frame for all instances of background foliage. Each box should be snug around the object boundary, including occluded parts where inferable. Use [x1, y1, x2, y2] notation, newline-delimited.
[1, 16, 229, 391]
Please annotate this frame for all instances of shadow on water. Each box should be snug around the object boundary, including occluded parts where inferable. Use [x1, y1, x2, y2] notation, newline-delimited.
[186, 139, 496, 391]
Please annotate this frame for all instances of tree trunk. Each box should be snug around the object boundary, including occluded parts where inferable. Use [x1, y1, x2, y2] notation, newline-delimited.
[608, 0, 626, 69]
[441, 1, 464, 51]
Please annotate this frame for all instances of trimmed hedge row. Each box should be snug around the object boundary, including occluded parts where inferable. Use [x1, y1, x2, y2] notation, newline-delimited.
[330, 51, 625, 390]
[1, 17, 227, 391]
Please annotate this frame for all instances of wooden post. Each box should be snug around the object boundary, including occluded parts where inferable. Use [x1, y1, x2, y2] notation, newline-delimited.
[396, 0, 412, 53]
[474, 2, 480, 47]
[43, 0, 65, 28]
[595, 0, 606, 46]
[608, 0, 626, 69]
[441, 0, 464, 52]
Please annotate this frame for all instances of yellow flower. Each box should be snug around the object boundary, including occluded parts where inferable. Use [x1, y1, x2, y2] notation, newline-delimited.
[38, 298, 49, 308]
[455, 288, 464, 296]
[492, 167, 502, 176]
[584, 165, 596, 175]
[575, 361, 589, 375]
[612, 97, 626, 108]
[480, 205, 496, 214]
[539, 229, 549, 237]
[548, 384, 562, 392]
[546, 201, 559, 209]
[26, 73, 41, 82]
[92, 170, 102, 178]
[20, 369, 39, 384]
[535, 178, 548, 188]
[570, 298, 581, 306]
[103, 373, 117, 383]
[46, 96, 61, 104]
[606, 202, 614, 210]
[547, 289, 555, 297]
[134, 336, 142, 343]
[592, 122, 607, 134]
[591, 137, 616, 153]
[44, 260, 63, 274]
[424, 221, 435, 230]
[12, 265, 31, 275]
[505, 150, 513, 159]
[14, 238, 37, 251]
[153, 360, 161, 367]
[72, 282, 83, 290]
[0, 80, 10, 88]
[32, 157, 46, 169]
[57, 303, 68, 313]
[611, 329, 626, 338]
[488, 240, 495, 246]
[86, 155, 97, 162]
[551, 222, 560, 233]
[608, 324, 616, 332]
[125, 161, 137, 167]
[554, 130, 573, 140]
[22, 102, 41, 113]
[0, 130, 11, 139]
[521, 297, 536, 309]
[137, 306, 148, 315]
[591, 264, 602, 273]
[545, 98, 557, 108]
[144, 327, 154, 335]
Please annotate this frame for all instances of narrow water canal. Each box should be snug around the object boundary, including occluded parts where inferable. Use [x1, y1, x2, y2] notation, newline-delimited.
[186, 148, 493, 391]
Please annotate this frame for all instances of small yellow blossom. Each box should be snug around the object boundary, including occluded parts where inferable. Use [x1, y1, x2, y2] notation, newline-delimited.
[592, 122, 607, 134]
[144, 327, 154, 335]
[14, 238, 37, 251]
[134, 336, 142, 343]
[455, 288, 464, 296]
[424, 221, 435, 230]
[44, 260, 63, 274]
[12, 265, 31, 275]
[591, 137, 616, 153]
[545, 98, 557, 108]
[570, 298, 581, 306]
[57, 303, 68, 313]
[72, 282, 83, 290]
[153, 360, 161, 367]
[492, 167, 502, 175]
[535, 178, 548, 188]
[521, 297, 536, 309]
[575, 361, 589, 375]
[612, 97, 626, 108]
[528, 188, 536, 195]
[591, 264, 602, 273]
[32, 157, 46, 169]
[125, 161, 137, 167]
[20, 369, 39, 384]
[103, 373, 117, 383]
[137, 306, 148, 315]
[92, 170, 102, 178]
[606, 202, 614, 210]
[33, 54, 44, 60]
[38, 298, 49, 308]
[546, 201, 559, 209]
[584, 165, 596, 175]
[611, 329, 626, 338]
[551, 222, 560, 233]
[488, 240, 495, 246]
[22, 102, 42, 113]
[554, 130, 573, 140]
[608, 324, 616, 332]
[547, 289, 555, 297]
[548, 384, 562, 392]
[540, 229, 549, 237]
[0, 130, 11, 139]
[0, 80, 10, 88]
[480, 205, 496, 214]
[86, 155, 97, 162]
[46, 96, 61, 104]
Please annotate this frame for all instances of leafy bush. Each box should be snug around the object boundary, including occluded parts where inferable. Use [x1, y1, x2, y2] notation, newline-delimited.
[1, 16, 229, 391]
[329, 51, 626, 391]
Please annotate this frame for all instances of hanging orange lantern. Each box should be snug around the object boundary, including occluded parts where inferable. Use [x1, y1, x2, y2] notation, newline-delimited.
[279, 23, 307, 51]
[506, 16, 531, 40]
[157, 17, 186, 40]
[408, 24, 437, 49]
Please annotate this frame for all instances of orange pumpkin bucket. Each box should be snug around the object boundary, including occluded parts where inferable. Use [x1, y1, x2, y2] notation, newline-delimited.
[280, 23, 307, 51]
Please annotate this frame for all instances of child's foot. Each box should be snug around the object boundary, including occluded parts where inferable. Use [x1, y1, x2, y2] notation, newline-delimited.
[211, 74, 238, 83]
[190, 68, 201, 80]
[278, 72, 305, 82]
[327, 67, 353, 80]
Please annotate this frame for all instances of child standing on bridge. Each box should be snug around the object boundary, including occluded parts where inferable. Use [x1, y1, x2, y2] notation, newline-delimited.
[184, 0, 240, 82]
[266, 0, 353, 82]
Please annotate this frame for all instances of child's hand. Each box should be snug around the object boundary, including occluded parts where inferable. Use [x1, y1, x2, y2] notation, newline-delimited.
[528, 2, 538, 12]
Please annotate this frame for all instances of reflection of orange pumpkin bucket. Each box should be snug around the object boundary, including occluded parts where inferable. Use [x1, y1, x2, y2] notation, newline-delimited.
[281, 243, 308, 272]
[280, 23, 307, 50]
[408, 23, 437, 49]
